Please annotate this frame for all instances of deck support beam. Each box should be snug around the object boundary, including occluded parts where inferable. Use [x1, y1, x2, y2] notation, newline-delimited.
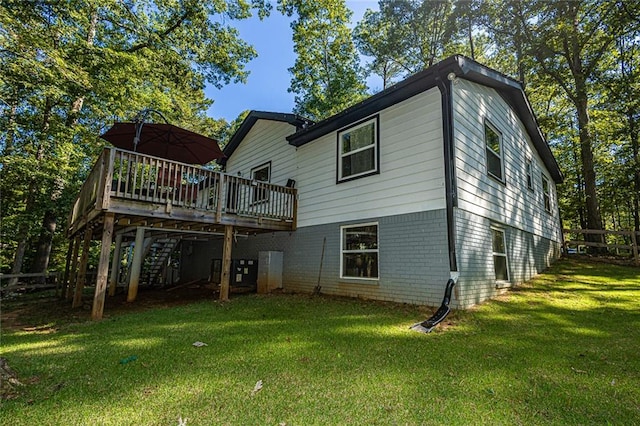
[92, 213, 115, 320]
[66, 235, 82, 300]
[73, 229, 93, 308]
[108, 233, 123, 297]
[219, 225, 233, 301]
[127, 227, 145, 302]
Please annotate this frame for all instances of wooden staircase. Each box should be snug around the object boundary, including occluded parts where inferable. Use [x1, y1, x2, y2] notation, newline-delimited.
[145, 238, 179, 285]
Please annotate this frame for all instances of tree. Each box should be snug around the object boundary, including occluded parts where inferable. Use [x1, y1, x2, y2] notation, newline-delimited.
[353, 9, 402, 89]
[0, 0, 268, 275]
[354, 0, 485, 87]
[278, 0, 367, 120]
[501, 1, 639, 244]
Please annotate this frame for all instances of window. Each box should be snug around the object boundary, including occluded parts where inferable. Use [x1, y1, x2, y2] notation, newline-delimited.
[341, 223, 379, 279]
[491, 227, 509, 281]
[338, 117, 379, 182]
[526, 159, 534, 190]
[484, 121, 504, 182]
[542, 173, 551, 212]
[251, 162, 271, 203]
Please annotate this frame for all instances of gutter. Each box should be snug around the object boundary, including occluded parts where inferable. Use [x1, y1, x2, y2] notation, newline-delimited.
[436, 74, 458, 274]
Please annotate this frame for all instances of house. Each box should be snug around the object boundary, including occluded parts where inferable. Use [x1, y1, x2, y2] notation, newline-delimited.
[180, 55, 564, 309]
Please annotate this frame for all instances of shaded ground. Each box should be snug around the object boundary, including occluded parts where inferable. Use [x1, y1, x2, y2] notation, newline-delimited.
[0, 282, 228, 331]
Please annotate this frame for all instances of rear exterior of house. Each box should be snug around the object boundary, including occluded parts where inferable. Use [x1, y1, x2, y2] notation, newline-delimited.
[184, 55, 563, 309]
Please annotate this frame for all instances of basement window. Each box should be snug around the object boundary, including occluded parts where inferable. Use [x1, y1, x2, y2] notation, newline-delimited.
[338, 117, 379, 182]
[491, 227, 509, 282]
[485, 120, 504, 182]
[341, 223, 379, 279]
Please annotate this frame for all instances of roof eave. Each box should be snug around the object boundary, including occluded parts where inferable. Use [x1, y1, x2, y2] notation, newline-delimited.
[218, 111, 313, 166]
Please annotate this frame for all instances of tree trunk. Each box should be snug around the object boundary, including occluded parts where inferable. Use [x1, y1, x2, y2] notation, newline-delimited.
[575, 91, 605, 247]
[9, 96, 53, 282]
[629, 110, 640, 233]
[29, 210, 57, 280]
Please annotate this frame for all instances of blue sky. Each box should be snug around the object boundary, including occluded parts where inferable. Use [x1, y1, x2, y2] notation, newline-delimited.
[206, 1, 380, 122]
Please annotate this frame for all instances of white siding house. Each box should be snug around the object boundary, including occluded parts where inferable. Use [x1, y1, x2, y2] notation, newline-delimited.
[193, 55, 563, 309]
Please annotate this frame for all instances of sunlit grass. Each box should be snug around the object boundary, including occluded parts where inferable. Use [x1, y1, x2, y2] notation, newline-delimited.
[1, 258, 639, 425]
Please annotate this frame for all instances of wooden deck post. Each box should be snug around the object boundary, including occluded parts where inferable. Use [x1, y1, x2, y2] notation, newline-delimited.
[92, 213, 115, 320]
[59, 238, 74, 298]
[108, 233, 123, 296]
[66, 235, 82, 300]
[73, 229, 93, 308]
[219, 225, 233, 301]
[127, 227, 145, 302]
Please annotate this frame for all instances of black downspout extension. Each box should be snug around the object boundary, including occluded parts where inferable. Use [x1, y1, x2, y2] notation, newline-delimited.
[436, 75, 458, 273]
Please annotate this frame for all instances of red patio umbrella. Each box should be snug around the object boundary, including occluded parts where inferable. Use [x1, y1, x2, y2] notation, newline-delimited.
[101, 120, 225, 165]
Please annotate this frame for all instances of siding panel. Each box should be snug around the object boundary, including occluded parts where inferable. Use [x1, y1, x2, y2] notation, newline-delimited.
[296, 88, 446, 227]
[452, 79, 562, 243]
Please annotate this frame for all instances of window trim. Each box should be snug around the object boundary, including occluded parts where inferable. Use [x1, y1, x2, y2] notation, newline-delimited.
[484, 119, 505, 183]
[340, 222, 379, 281]
[541, 173, 551, 213]
[337, 116, 380, 183]
[491, 226, 510, 283]
[250, 161, 271, 204]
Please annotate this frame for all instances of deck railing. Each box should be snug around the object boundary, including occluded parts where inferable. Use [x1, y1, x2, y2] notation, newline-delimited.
[68, 148, 297, 233]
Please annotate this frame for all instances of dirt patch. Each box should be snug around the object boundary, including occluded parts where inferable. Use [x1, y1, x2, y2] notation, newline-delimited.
[0, 282, 234, 331]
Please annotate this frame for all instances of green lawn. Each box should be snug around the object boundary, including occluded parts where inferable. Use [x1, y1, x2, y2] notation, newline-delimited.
[1, 258, 639, 425]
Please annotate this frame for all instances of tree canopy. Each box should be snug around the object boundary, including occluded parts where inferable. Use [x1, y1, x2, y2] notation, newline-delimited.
[278, 0, 367, 120]
[0, 0, 269, 274]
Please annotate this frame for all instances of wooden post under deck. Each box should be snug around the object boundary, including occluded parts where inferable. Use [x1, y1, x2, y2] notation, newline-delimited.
[60, 239, 74, 298]
[92, 213, 115, 320]
[127, 227, 145, 302]
[108, 233, 123, 296]
[219, 225, 233, 301]
[66, 235, 82, 300]
[73, 229, 93, 308]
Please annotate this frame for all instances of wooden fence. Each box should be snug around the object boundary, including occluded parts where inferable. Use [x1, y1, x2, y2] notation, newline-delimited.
[563, 229, 639, 264]
[0, 271, 60, 294]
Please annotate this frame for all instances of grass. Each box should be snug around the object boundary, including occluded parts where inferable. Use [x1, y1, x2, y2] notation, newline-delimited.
[1, 257, 639, 425]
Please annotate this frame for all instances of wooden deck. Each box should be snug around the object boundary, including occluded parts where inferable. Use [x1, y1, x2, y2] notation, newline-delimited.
[65, 147, 298, 320]
[67, 147, 297, 237]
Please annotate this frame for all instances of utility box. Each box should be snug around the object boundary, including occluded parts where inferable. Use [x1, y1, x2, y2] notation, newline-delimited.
[257, 251, 283, 294]
[210, 258, 258, 288]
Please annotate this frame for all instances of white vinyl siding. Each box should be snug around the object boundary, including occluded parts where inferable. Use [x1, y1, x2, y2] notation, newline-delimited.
[296, 88, 446, 228]
[452, 79, 561, 243]
[224, 121, 298, 188]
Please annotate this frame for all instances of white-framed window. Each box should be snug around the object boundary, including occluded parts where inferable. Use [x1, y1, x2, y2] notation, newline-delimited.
[340, 223, 379, 279]
[251, 162, 271, 203]
[542, 173, 551, 212]
[526, 159, 534, 191]
[484, 120, 504, 182]
[491, 227, 509, 282]
[337, 116, 379, 182]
